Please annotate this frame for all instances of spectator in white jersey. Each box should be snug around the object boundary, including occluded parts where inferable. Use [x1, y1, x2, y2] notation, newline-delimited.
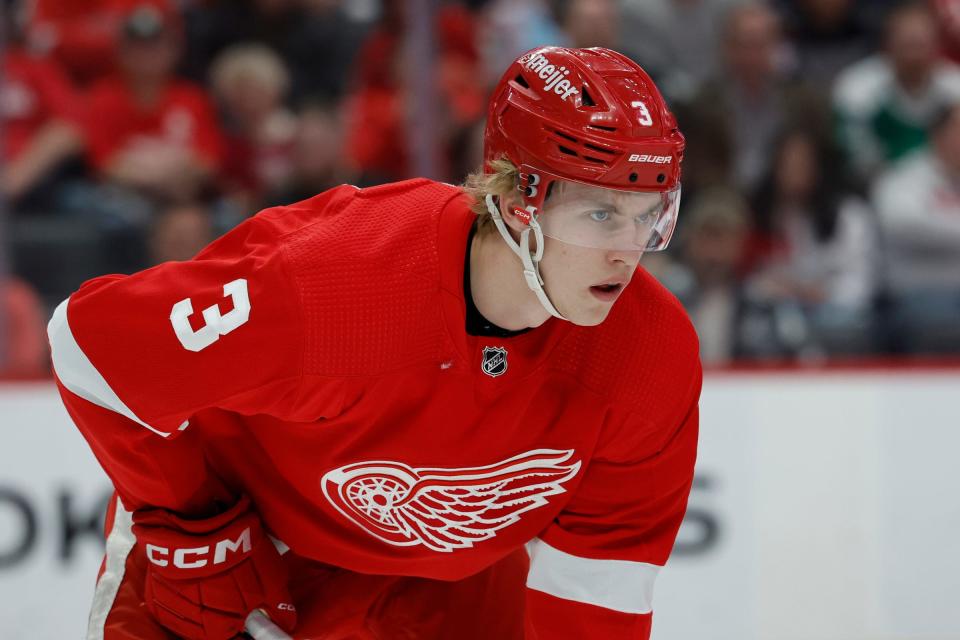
[834, 2, 960, 184]
[871, 99, 960, 352]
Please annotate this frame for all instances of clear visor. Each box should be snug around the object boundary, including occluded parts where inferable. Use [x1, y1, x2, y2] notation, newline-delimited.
[537, 180, 681, 252]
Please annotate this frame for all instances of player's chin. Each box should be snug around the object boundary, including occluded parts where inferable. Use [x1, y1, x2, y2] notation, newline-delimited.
[565, 300, 614, 327]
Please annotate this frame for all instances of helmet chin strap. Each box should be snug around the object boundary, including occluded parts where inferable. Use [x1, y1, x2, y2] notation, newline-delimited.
[484, 194, 567, 321]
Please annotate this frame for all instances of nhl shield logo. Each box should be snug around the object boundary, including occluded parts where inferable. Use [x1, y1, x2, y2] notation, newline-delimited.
[481, 346, 508, 377]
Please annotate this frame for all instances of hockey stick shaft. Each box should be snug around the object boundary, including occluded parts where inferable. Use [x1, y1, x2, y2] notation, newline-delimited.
[244, 609, 292, 640]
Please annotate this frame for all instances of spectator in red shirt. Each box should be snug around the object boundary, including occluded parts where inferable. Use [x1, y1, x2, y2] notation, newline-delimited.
[25, 0, 170, 86]
[0, 276, 49, 378]
[84, 3, 224, 205]
[1, 3, 84, 211]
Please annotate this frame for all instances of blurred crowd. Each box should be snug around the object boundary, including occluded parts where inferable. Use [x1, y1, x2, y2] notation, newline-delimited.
[2, 0, 960, 376]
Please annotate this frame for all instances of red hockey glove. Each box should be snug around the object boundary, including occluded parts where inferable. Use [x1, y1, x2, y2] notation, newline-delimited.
[132, 495, 297, 640]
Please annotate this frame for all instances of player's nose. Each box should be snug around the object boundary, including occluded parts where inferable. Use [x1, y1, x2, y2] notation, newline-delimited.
[606, 247, 643, 268]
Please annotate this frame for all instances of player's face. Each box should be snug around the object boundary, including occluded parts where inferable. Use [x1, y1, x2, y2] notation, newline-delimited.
[537, 182, 655, 325]
[538, 235, 642, 326]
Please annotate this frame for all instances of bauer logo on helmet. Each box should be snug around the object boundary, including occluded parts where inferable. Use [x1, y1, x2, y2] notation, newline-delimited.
[628, 154, 673, 164]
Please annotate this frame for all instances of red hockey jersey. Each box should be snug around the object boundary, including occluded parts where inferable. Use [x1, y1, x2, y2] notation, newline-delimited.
[49, 179, 701, 639]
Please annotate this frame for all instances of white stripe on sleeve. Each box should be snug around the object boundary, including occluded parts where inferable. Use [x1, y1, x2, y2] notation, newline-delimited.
[86, 497, 136, 640]
[48, 298, 171, 437]
[526, 537, 661, 615]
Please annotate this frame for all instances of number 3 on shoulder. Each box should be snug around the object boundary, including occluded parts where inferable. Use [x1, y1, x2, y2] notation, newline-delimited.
[170, 279, 251, 352]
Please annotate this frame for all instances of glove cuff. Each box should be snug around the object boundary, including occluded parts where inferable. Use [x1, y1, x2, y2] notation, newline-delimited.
[133, 496, 264, 579]
[134, 494, 251, 534]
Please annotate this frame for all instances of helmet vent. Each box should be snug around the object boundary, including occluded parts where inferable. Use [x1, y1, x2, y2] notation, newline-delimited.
[514, 74, 530, 89]
[587, 124, 617, 132]
[581, 86, 596, 107]
[553, 129, 578, 143]
[558, 145, 579, 157]
[584, 142, 616, 155]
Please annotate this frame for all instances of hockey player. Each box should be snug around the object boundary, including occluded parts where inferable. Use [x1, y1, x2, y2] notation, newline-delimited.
[48, 46, 699, 639]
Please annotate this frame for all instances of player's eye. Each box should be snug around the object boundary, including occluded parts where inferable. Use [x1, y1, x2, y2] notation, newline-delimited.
[588, 210, 611, 223]
[635, 206, 659, 227]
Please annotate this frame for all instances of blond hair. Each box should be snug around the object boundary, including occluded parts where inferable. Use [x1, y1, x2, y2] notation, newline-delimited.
[210, 43, 290, 101]
[462, 157, 520, 232]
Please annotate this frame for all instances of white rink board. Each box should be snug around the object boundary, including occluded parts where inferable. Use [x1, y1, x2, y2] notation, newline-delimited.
[655, 371, 960, 640]
[0, 384, 112, 638]
[1, 374, 959, 639]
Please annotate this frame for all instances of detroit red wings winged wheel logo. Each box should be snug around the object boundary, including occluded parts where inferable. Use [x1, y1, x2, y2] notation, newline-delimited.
[321, 449, 581, 552]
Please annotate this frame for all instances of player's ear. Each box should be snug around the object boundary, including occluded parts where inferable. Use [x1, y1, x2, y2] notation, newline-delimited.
[498, 192, 530, 234]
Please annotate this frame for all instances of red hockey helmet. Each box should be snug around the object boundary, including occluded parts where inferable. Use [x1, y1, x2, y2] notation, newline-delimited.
[484, 46, 685, 251]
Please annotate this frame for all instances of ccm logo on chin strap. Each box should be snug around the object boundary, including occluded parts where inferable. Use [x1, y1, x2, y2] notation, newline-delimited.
[146, 527, 252, 569]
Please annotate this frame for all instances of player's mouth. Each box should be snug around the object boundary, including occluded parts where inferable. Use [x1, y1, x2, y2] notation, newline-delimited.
[589, 280, 625, 302]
